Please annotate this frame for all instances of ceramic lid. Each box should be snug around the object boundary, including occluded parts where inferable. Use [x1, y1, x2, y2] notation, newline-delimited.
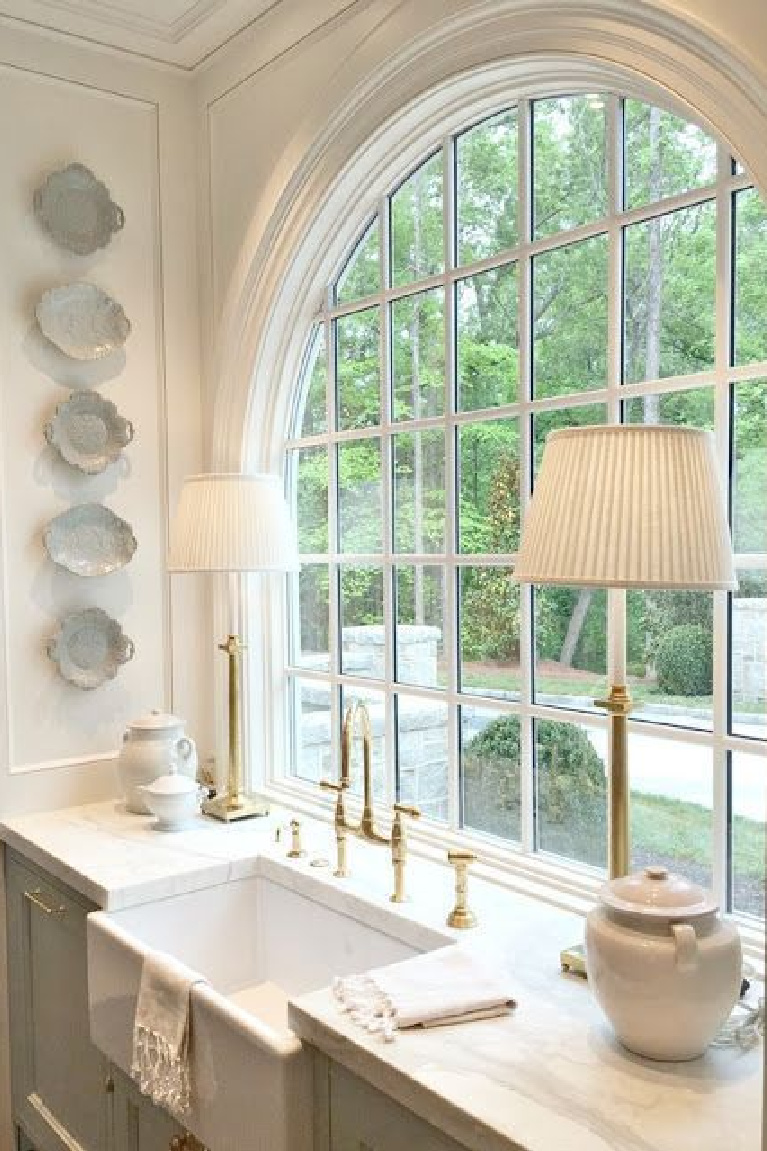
[600, 865, 719, 920]
[142, 765, 199, 796]
[127, 709, 184, 732]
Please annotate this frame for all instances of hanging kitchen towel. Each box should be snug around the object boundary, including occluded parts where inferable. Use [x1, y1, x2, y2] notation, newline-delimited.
[131, 949, 207, 1115]
[334, 946, 515, 1039]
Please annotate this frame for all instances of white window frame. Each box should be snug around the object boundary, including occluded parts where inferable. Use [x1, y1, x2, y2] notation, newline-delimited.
[226, 55, 766, 964]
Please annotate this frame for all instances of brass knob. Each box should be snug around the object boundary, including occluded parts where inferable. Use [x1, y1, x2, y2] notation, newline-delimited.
[446, 849, 477, 929]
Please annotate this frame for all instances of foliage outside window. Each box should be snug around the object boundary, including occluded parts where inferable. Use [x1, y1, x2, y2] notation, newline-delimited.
[284, 93, 767, 923]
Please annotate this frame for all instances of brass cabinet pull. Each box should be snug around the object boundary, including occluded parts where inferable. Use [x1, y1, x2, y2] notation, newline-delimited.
[23, 888, 66, 917]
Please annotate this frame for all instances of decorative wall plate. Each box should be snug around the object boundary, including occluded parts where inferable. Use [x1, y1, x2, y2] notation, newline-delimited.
[36, 283, 131, 360]
[43, 504, 137, 577]
[45, 391, 134, 474]
[47, 607, 134, 690]
[34, 163, 124, 256]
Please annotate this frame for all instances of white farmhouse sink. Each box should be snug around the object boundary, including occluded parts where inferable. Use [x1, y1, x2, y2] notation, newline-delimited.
[87, 854, 453, 1151]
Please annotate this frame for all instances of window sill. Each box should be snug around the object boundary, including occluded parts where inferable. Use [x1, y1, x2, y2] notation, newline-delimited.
[264, 777, 765, 972]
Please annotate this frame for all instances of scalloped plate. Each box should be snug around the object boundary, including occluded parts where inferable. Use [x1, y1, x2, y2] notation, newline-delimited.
[34, 163, 124, 256]
[45, 391, 134, 474]
[36, 282, 131, 360]
[43, 504, 137, 577]
[47, 607, 134, 690]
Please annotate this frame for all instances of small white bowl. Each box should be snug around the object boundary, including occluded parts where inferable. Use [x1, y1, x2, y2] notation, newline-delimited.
[138, 766, 202, 831]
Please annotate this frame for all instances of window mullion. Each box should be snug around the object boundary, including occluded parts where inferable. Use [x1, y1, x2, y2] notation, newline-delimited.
[711, 140, 735, 909]
[517, 96, 535, 855]
[380, 195, 396, 804]
[444, 132, 460, 830]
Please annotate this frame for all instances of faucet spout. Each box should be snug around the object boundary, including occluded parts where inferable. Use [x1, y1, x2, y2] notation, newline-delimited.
[343, 701, 388, 844]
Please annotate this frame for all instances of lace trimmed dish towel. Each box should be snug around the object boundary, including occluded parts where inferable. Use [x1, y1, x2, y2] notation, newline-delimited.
[131, 950, 206, 1116]
[334, 946, 515, 1040]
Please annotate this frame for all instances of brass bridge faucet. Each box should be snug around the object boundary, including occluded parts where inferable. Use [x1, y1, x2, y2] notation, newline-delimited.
[320, 700, 420, 899]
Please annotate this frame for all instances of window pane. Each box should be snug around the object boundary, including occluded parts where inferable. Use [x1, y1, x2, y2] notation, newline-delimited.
[732, 749, 766, 918]
[390, 152, 444, 287]
[291, 677, 332, 785]
[733, 379, 767, 554]
[461, 706, 521, 841]
[459, 567, 520, 698]
[533, 403, 607, 474]
[627, 590, 714, 731]
[628, 733, 713, 889]
[533, 586, 606, 713]
[456, 110, 518, 265]
[533, 234, 608, 399]
[336, 307, 380, 431]
[458, 419, 520, 553]
[338, 439, 382, 553]
[298, 326, 327, 436]
[457, 263, 518, 412]
[292, 446, 328, 553]
[340, 567, 384, 678]
[624, 385, 714, 430]
[335, 218, 381, 304]
[397, 695, 448, 821]
[624, 101, 716, 209]
[293, 565, 329, 670]
[391, 288, 445, 420]
[396, 565, 445, 689]
[342, 685, 387, 802]
[623, 202, 716, 384]
[393, 430, 445, 553]
[734, 188, 767, 365]
[731, 569, 767, 738]
[536, 718, 606, 868]
[532, 95, 607, 239]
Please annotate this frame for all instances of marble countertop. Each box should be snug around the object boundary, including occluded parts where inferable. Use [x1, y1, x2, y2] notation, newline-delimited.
[1, 801, 762, 1151]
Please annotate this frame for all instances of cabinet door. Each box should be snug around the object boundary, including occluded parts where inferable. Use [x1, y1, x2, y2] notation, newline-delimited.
[328, 1062, 465, 1151]
[6, 853, 110, 1151]
[110, 1068, 188, 1151]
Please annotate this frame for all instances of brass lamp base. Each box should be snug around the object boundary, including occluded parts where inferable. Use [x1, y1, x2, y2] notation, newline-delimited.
[202, 793, 270, 822]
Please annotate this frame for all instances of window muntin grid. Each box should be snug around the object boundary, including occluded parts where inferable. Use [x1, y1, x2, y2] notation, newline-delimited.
[284, 93, 767, 922]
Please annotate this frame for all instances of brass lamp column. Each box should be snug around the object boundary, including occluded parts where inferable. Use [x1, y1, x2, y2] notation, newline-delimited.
[168, 473, 299, 823]
[515, 426, 736, 896]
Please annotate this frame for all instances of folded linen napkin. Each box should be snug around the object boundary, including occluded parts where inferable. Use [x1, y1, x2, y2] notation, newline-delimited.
[131, 950, 206, 1116]
[334, 946, 515, 1040]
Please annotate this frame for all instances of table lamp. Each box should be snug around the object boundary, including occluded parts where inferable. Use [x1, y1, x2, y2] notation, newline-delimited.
[514, 426, 736, 887]
[168, 473, 299, 822]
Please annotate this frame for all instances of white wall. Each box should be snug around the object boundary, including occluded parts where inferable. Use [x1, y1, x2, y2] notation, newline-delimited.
[0, 23, 210, 815]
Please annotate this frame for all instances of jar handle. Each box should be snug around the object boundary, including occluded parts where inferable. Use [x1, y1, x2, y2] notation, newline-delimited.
[177, 736, 195, 763]
[671, 923, 698, 973]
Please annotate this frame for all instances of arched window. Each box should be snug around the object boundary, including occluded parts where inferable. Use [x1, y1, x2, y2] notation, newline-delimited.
[282, 91, 766, 925]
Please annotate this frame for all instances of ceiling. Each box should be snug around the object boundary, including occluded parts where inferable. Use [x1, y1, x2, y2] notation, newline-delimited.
[0, 0, 286, 68]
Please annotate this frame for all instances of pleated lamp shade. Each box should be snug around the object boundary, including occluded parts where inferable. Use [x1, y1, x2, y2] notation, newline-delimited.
[515, 426, 736, 590]
[168, 473, 299, 573]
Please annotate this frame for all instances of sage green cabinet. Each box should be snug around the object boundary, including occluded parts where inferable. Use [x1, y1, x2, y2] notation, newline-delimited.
[324, 1059, 465, 1151]
[6, 850, 110, 1151]
[5, 849, 192, 1151]
[109, 1068, 187, 1151]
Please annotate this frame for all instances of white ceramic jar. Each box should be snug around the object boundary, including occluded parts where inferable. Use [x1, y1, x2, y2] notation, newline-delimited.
[586, 865, 741, 1061]
[117, 710, 197, 814]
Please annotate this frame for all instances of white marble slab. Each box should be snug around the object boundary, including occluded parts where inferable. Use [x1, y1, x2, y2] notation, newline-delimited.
[0, 801, 762, 1151]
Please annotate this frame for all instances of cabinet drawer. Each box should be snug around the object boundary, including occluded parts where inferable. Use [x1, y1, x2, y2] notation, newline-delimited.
[329, 1062, 465, 1151]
